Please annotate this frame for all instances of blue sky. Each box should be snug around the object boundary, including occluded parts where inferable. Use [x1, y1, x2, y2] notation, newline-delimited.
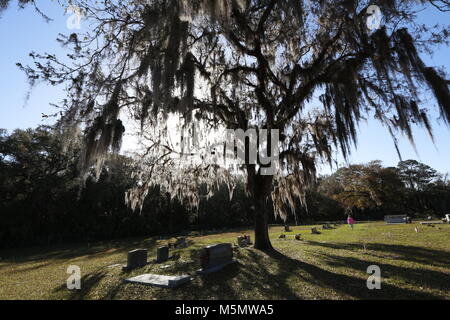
[0, 2, 449, 174]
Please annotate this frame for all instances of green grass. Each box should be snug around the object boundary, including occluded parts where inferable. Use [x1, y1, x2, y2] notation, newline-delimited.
[1, 221, 449, 300]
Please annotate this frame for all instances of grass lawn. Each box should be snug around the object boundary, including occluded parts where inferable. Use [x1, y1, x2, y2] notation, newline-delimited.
[0, 221, 449, 300]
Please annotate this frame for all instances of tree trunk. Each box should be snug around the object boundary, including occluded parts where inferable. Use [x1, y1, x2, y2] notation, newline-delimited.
[254, 196, 273, 250]
[249, 171, 273, 250]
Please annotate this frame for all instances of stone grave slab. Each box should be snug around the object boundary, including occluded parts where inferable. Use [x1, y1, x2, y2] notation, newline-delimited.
[420, 221, 443, 225]
[125, 274, 191, 288]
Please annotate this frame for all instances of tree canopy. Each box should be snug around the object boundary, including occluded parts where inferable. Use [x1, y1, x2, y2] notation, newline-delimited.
[17, 0, 450, 249]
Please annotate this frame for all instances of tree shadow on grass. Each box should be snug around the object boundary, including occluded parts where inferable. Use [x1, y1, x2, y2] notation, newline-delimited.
[43, 243, 446, 300]
[0, 237, 158, 265]
[53, 271, 108, 300]
[89, 247, 441, 300]
[317, 253, 450, 295]
[305, 241, 450, 268]
[260, 249, 441, 299]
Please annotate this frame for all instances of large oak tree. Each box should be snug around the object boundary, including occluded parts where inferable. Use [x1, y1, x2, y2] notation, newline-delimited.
[18, 0, 450, 250]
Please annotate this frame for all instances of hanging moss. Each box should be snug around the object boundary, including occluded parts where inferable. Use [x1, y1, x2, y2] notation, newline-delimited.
[421, 67, 450, 123]
[23, 0, 450, 223]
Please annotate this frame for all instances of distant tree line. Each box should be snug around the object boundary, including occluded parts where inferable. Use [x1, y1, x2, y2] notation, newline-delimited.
[300, 160, 450, 222]
[0, 126, 254, 248]
[1, 127, 449, 248]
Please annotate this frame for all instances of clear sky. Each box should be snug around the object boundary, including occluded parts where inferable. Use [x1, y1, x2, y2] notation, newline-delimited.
[0, 2, 449, 174]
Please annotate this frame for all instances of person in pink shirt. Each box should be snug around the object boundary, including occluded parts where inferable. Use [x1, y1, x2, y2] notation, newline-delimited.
[347, 215, 355, 230]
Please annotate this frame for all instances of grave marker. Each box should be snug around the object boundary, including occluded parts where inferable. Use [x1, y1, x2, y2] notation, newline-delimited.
[197, 243, 236, 275]
[175, 237, 187, 248]
[122, 249, 148, 271]
[384, 215, 409, 224]
[444, 214, 450, 223]
[237, 236, 248, 247]
[156, 246, 169, 263]
[125, 274, 191, 288]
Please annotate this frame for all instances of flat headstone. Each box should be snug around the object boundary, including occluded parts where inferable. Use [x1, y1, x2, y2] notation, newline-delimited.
[122, 249, 148, 271]
[125, 274, 191, 288]
[420, 221, 443, 225]
[156, 246, 169, 263]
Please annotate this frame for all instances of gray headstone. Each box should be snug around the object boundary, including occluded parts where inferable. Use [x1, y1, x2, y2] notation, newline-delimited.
[123, 249, 147, 271]
[311, 227, 320, 234]
[125, 274, 191, 288]
[197, 243, 235, 274]
[156, 246, 169, 263]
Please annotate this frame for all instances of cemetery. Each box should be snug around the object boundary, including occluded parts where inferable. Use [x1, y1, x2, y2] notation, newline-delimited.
[1, 221, 449, 300]
[1, 0, 450, 304]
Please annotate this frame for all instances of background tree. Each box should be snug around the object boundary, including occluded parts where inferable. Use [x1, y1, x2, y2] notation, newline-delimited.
[398, 159, 438, 191]
[0, 126, 256, 248]
[20, 0, 450, 250]
[319, 161, 405, 217]
[397, 159, 443, 216]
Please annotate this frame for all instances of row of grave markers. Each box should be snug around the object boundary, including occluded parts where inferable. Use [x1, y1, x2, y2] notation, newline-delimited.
[122, 225, 338, 287]
[123, 239, 242, 288]
[124, 234, 253, 272]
